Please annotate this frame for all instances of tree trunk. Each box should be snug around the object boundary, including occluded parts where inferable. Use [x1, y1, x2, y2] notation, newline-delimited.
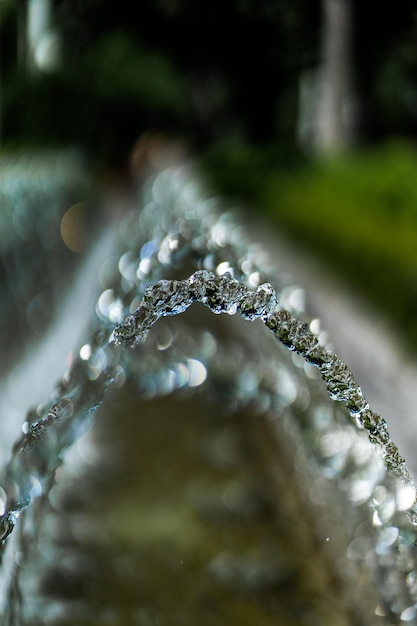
[301, 0, 356, 154]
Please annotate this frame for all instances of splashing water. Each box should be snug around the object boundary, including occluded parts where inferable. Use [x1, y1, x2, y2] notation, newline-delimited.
[112, 269, 412, 487]
[1, 159, 417, 624]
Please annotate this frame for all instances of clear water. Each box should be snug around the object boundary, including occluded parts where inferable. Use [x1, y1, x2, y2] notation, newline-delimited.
[0, 156, 417, 625]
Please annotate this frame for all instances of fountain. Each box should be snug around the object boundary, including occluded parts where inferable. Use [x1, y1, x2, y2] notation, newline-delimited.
[0, 155, 416, 625]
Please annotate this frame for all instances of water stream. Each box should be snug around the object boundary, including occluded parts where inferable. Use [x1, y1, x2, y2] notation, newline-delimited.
[1, 157, 417, 624]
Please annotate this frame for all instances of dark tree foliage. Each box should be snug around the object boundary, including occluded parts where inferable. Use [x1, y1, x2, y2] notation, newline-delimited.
[3, 0, 320, 163]
[351, 0, 417, 142]
[3, 0, 417, 164]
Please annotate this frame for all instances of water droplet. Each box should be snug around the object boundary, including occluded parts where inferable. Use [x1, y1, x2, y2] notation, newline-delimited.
[372, 511, 383, 527]
[347, 537, 371, 560]
[376, 526, 399, 555]
[287, 287, 305, 312]
[309, 318, 320, 335]
[187, 359, 207, 387]
[239, 283, 277, 320]
[372, 485, 387, 506]
[79, 344, 92, 361]
[112, 364, 126, 389]
[97, 289, 124, 323]
[60, 202, 86, 253]
[0, 488, 6, 516]
[173, 363, 189, 388]
[395, 483, 416, 511]
[375, 604, 387, 617]
[86, 349, 107, 381]
[247, 272, 260, 288]
[137, 257, 152, 277]
[118, 251, 137, 281]
[349, 479, 373, 504]
[377, 494, 397, 523]
[156, 325, 174, 351]
[140, 239, 158, 259]
[401, 607, 416, 622]
[216, 261, 232, 276]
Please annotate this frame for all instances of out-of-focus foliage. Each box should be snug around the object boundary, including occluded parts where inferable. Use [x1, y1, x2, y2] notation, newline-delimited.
[204, 139, 417, 349]
[1, 0, 319, 164]
[3, 0, 417, 165]
[2, 0, 417, 159]
[352, 1, 417, 141]
[2, 33, 191, 164]
[262, 140, 417, 349]
[2, 0, 417, 346]
[201, 137, 298, 201]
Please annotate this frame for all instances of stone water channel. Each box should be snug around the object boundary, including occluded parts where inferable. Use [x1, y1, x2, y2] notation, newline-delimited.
[0, 152, 417, 625]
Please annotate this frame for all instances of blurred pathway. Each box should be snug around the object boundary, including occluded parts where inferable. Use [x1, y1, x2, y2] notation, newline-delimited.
[0, 227, 115, 467]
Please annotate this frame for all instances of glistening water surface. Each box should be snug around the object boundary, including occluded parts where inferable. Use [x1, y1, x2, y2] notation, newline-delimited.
[0, 156, 417, 625]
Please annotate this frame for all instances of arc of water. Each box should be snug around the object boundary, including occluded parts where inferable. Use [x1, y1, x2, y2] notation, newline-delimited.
[2, 162, 417, 623]
[1, 268, 415, 551]
[113, 270, 414, 490]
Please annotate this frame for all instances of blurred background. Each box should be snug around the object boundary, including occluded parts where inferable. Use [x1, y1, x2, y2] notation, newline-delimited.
[2, 3, 417, 624]
[1, 0, 417, 349]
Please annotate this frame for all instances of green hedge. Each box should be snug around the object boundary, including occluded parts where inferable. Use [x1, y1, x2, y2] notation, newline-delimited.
[262, 140, 417, 350]
[203, 139, 417, 351]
